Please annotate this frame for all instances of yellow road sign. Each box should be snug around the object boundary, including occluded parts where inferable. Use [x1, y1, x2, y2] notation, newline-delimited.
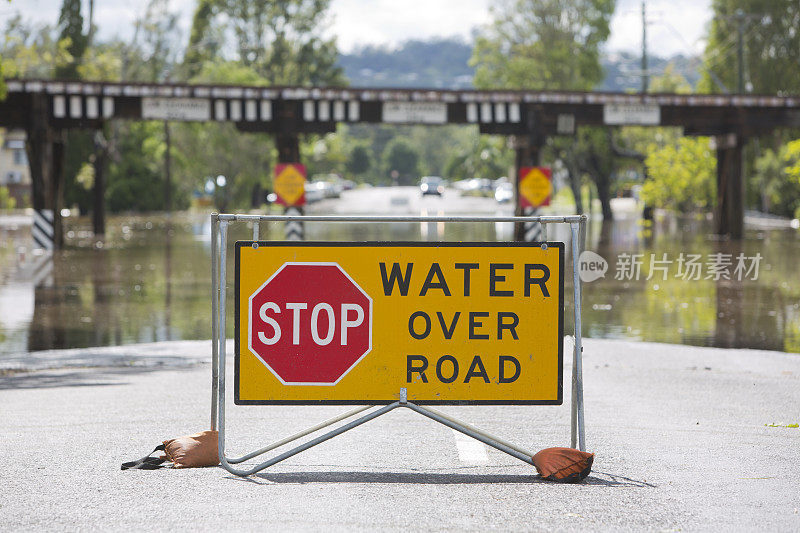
[235, 242, 564, 405]
[274, 164, 306, 206]
[519, 167, 552, 208]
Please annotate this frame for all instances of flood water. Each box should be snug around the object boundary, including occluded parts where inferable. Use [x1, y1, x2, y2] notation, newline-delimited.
[1, 189, 799, 358]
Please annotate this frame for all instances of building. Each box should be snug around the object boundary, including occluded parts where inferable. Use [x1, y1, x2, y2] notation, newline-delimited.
[0, 129, 31, 208]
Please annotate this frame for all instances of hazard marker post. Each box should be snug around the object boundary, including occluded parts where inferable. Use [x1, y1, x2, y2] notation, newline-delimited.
[273, 163, 306, 240]
[519, 167, 552, 242]
[210, 213, 587, 476]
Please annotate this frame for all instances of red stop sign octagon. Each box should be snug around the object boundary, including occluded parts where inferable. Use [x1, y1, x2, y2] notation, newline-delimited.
[248, 262, 372, 385]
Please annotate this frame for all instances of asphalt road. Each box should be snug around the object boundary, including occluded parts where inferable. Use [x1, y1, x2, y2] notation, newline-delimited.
[3, 338, 799, 531]
[306, 185, 513, 216]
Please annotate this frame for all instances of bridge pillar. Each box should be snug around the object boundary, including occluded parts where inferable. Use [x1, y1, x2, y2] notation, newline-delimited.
[276, 133, 300, 163]
[93, 131, 108, 237]
[275, 133, 304, 240]
[714, 133, 744, 239]
[26, 94, 65, 250]
[512, 134, 544, 241]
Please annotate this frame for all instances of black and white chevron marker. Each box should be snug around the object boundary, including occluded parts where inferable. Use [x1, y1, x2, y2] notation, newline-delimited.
[523, 206, 542, 242]
[30, 250, 54, 288]
[285, 206, 304, 241]
[32, 209, 55, 252]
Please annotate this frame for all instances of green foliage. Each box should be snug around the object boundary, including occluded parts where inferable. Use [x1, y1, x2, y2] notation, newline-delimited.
[0, 60, 6, 101]
[305, 133, 347, 177]
[1, 15, 73, 78]
[75, 162, 95, 190]
[642, 137, 717, 213]
[77, 41, 124, 80]
[55, 0, 88, 78]
[62, 130, 94, 214]
[184, 0, 344, 86]
[346, 144, 372, 178]
[701, 0, 800, 94]
[753, 140, 800, 218]
[0, 186, 16, 209]
[183, 0, 218, 78]
[785, 140, 800, 185]
[106, 122, 189, 212]
[470, 0, 615, 217]
[649, 63, 693, 94]
[193, 59, 266, 85]
[126, 0, 181, 82]
[381, 138, 420, 185]
[471, 0, 614, 90]
[443, 135, 512, 180]
[168, 60, 273, 211]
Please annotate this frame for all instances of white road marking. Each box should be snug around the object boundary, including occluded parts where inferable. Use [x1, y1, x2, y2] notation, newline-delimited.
[451, 429, 489, 463]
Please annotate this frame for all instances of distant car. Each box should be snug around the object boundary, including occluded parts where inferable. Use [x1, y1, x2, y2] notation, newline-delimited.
[420, 176, 444, 196]
[304, 184, 324, 203]
[494, 182, 513, 203]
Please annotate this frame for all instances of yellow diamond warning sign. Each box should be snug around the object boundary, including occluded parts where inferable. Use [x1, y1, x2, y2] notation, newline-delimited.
[519, 166, 552, 208]
[235, 242, 564, 405]
[274, 163, 306, 206]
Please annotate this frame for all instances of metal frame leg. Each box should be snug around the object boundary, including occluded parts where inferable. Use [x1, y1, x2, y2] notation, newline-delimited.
[219, 402, 401, 477]
[211, 214, 220, 430]
[226, 405, 372, 464]
[570, 219, 586, 451]
[404, 403, 535, 465]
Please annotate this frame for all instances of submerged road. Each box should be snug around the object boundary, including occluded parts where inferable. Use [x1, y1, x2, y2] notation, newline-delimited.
[306, 185, 513, 216]
[2, 338, 799, 530]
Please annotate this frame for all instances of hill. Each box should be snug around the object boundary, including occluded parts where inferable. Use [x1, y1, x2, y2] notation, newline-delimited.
[338, 38, 700, 92]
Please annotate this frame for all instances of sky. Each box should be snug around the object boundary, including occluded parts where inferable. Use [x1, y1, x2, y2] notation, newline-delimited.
[3, 0, 713, 57]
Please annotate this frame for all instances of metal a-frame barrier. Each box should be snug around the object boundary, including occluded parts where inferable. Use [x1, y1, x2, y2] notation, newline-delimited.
[210, 213, 587, 477]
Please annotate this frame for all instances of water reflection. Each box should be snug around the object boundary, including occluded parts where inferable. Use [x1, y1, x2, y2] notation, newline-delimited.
[0, 205, 798, 357]
[581, 212, 800, 352]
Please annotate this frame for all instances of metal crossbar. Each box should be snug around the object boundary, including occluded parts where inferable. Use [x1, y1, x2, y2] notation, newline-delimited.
[211, 213, 587, 476]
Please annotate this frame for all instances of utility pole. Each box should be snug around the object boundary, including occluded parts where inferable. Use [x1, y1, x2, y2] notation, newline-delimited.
[641, 1, 648, 93]
[735, 9, 745, 93]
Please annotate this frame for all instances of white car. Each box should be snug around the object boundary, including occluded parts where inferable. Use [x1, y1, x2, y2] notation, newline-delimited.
[495, 182, 513, 203]
[420, 176, 445, 196]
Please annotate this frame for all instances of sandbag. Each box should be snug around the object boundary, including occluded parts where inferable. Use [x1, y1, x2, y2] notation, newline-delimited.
[532, 447, 594, 483]
[163, 430, 220, 469]
[122, 430, 219, 470]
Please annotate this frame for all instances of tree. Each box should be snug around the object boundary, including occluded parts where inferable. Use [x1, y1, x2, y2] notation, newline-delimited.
[649, 63, 693, 94]
[105, 121, 190, 212]
[641, 138, 716, 213]
[700, 1, 800, 217]
[183, 0, 218, 78]
[0, 15, 72, 79]
[752, 140, 800, 218]
[55, 0, 88, 79]
[171, 60, 274, 211]
[304, 132, 348, 177]
[701, 0, 800, 94]
[183, 0, 344, 86]
[443, 135, 512, 180]
[381, 139, 420, 185]
[125, 0, 181, 83]
[0, 59, 6, 101]
[470, 0, 616, 218]
[346, 144, 372, 179]
[471, 0, 614, 90]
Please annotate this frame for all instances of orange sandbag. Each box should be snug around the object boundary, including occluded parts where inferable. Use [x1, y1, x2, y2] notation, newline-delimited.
[163, 430, 220, 469]
[532, 447, 594, 482]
